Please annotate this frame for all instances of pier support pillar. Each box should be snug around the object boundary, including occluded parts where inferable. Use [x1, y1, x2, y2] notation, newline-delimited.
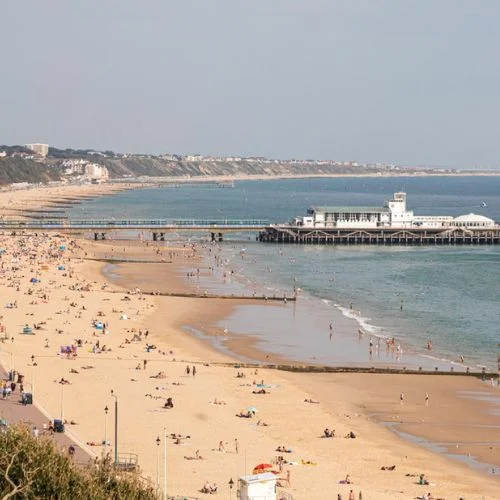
[153, 232, 157, 241]
[160, 233, 165, 241]
[218, 232, 223, 242]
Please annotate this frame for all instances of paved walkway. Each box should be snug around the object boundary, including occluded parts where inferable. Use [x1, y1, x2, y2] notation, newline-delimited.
[0, 367, 93, 465]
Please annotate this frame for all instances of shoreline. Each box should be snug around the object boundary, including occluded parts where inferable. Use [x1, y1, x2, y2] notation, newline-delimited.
[101, 240, 500, 478]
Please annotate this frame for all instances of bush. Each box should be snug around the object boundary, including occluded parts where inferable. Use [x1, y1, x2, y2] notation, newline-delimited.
[0, 425, 159, 499]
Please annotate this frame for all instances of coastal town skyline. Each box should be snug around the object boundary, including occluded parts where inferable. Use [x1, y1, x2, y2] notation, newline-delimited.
[1, 1, 500, 168]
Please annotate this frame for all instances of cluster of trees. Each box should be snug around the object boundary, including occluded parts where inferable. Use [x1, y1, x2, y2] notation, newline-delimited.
[0, 425, 159, 499]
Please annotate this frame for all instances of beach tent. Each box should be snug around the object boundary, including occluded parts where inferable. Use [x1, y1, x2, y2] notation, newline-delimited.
[59, 246, 66, 251]
[57, 265, 65, 271]
[94, 322, 104, 330]
[30, 277, 40, 283]
[120, 314, 128, 320]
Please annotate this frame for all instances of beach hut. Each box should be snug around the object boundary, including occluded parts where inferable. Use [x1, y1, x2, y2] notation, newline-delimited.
[238, 473, 277, 500]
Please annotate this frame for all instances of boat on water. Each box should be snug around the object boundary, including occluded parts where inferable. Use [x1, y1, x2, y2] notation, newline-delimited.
[217, 181, 235, 188]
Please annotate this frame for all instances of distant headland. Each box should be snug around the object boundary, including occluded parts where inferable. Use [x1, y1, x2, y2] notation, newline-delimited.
[0, 142, 499, 187]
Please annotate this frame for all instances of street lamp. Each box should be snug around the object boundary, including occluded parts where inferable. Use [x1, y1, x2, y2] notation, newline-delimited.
[111, 390, 118, 464]
[163, 427, 167, 500]
[229, 478, 234, 500]
[60, 382, 65, 421]
[156, 436, 161, 492]
[0, 348, 13, 376]
[103, 405, 109, 459]
[31, 355, 36, 397]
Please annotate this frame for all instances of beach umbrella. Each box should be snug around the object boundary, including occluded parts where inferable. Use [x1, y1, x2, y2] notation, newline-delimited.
[247, 406, 258, 414]
[252, 463, 273, 473]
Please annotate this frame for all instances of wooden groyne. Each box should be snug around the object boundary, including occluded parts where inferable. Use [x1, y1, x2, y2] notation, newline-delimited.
[213, 361, 499, 379]
[105, 289, 295, 301]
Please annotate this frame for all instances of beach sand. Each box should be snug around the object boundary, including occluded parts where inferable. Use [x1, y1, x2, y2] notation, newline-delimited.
[0, 188, 499, 499]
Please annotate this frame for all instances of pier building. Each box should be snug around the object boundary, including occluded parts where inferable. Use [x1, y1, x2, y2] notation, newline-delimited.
[259, 192, 499, 245]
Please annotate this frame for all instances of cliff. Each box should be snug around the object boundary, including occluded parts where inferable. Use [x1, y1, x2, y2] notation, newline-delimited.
[0, 156, 60, 185]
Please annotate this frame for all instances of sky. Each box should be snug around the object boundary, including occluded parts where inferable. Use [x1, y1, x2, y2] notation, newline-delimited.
[1, 0, 499, 167]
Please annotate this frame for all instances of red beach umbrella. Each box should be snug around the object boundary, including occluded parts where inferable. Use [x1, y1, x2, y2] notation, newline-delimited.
[253, 463, 273, 474]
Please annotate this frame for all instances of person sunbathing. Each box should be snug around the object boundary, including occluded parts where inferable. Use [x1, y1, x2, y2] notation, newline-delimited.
[323, 428, 335, 438]
[236, 410, 252, 418]
[252, 388, 268, 394]
[381, 465, 396, 471]
[304, 398, 320, 403]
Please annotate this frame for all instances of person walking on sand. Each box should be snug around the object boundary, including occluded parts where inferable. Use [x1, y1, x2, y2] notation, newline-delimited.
[218, 440, 225, 453]
[186, 365, 190, 376]
[192, 365, 196, 377]
[400, 392, 404, 405]
[234, 438, 239, 454]
[425, 393, 429, 407]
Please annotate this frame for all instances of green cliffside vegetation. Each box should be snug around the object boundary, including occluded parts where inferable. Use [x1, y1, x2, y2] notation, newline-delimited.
[0, 157, 60, 185]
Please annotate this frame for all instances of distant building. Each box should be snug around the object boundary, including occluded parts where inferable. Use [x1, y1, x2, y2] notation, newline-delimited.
[25, 143, 49, 157]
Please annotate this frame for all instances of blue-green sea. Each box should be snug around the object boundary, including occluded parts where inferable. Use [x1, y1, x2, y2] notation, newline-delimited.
[69, 176, 500, 371]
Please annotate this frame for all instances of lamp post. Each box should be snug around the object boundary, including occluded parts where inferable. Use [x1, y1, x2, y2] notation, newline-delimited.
[156, 436, 161, 492]
[104, 405, 109, 459]
[163, 427, 167, 500]
[111, 390, 118, 464]
[60, 381, 64, 421]
[31, 355, 36, 397]
[0, 348, 13, 376]
[229, 478, 234, 500]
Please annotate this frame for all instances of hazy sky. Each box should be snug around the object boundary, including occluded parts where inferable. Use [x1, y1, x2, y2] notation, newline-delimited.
[1, 1, 499, 167]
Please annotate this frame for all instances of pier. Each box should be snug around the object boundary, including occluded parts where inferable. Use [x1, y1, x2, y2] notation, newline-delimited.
[0, 219, 268, 241]
[259, 224, 500, 245]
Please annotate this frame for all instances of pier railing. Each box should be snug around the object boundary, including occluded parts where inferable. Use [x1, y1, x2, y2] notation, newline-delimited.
[0, 219, 269, 230]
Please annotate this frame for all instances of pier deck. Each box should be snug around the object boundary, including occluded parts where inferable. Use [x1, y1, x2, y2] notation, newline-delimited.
[259, 225, 500, 245]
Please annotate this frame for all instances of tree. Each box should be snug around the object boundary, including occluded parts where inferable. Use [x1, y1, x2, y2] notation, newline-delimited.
[0, 425, 159, 499]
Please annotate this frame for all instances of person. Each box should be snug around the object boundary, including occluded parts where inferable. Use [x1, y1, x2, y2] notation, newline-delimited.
[193, 365, 196, 377]
[349, 490, 355, 500]
[425, 393, 429, 406]
[345, 474, 351, 484]
[218, 440, 225, 453]
[234, 438, 239, 454]
[164, 397, 173, 409]
[68, 445, 76, 457]
[186, 365, 190, 375]
[400, 392, 404, 405]
[419, 473, 429, 485]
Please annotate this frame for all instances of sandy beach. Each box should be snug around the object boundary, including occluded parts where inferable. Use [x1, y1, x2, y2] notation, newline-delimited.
[0, 186, 499, 499]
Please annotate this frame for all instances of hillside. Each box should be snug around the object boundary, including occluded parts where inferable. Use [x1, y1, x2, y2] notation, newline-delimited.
[99, 157, 392, 179]
[0, 156, 60, 185]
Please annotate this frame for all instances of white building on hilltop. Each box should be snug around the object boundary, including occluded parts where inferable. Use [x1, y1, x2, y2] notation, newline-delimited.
[293, 192, 495, 230]
[25, 143, 49, 157]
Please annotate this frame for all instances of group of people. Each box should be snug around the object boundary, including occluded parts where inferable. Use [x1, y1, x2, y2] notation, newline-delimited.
[200, 481, 217, 494]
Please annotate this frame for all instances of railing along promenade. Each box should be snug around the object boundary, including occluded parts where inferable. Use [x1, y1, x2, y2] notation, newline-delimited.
[0, 219, 269, 241]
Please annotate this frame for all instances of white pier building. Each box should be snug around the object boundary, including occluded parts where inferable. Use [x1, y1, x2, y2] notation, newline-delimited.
[293, 192, 495, 230]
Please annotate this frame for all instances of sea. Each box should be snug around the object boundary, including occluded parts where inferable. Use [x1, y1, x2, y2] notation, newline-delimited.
[68, 176, 500, 372]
